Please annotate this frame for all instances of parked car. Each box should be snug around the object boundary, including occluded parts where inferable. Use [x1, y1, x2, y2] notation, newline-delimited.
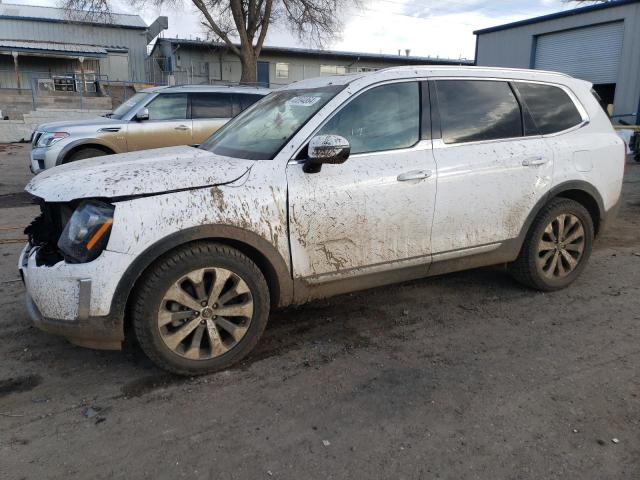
[20, 66, 625, 375]
[29, 85, 269, 173]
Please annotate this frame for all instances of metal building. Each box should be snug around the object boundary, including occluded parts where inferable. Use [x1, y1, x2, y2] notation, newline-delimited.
[149, 38, 472, 88]
[474, 0, 640, 123]
[0, 3, 167, 89]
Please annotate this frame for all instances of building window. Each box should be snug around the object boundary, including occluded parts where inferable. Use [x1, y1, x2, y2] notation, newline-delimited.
[276, 63, 289, 79]
[320, 65, 347, 76]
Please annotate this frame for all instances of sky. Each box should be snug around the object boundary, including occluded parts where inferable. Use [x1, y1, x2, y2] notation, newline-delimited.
[7, 0, 584, 60]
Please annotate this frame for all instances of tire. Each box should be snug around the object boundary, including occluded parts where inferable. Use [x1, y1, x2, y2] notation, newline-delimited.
[66, 147, 108, 163]
[132, 242, 270, 375]
[509, 197, 594, 292]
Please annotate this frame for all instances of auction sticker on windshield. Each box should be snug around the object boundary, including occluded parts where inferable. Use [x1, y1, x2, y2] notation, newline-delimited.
[286, 96, 322, 107]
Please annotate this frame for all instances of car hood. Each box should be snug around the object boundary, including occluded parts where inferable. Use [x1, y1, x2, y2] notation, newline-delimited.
[38, 117, 120, 131]
[26, 146, 254, 202]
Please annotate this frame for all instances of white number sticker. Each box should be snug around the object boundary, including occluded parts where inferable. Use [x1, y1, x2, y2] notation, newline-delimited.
[286, 96, 321, 107]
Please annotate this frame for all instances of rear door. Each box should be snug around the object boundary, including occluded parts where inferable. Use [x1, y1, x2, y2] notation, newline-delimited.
[126, 93, 191, 150]
[190, 92, 234, 145]
[429, 79, 554, 255]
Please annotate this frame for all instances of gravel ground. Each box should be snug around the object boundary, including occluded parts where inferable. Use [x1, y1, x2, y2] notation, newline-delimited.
[0, 143, 639, 479]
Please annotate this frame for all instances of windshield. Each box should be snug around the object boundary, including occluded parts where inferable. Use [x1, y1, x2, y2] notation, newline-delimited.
[109, 92, 151, 119]
[200, 86, 344, 160]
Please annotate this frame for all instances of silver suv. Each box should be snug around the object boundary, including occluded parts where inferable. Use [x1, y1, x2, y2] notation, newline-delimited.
[29, 85, 269, 173]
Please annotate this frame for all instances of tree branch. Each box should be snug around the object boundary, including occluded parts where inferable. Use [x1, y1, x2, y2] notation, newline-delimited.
[229, 0, 251, 48]
[192, 0, 240, 56]
[253, 0, 273, 56]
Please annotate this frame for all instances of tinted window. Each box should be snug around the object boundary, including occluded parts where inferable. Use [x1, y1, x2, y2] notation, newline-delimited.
[236, 93, 264, 111]
[515, 82, 583, 135]
[436, 80, 522, 144]
[146, 94, 188, 121]
[191, 93, 232, 118]
[318, 82, 419, 154]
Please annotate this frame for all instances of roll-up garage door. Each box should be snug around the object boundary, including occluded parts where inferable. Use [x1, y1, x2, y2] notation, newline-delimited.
[534, 21, 624, 84]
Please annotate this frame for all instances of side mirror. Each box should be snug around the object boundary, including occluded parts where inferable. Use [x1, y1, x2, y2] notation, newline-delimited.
[303, 135, 350, 173]
[135, 108, 149, 121]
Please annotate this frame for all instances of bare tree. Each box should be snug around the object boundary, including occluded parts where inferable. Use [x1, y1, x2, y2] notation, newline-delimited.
[60, 0, 358, 84]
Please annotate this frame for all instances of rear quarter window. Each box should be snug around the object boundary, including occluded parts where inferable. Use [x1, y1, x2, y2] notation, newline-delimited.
[191, 93, 233, 119]
[514, 82, 583, 135]
[236, 94, 264, 111]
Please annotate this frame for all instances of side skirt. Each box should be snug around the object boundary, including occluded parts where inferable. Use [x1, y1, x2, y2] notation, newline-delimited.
[292, 240, 521, 304]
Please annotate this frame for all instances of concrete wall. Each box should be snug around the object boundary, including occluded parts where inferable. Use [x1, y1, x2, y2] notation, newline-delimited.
[0, 90, 112, 119]
[0, 107, 110, 143]
[475, 2, 640, 119]
[0, 17, 148, 82]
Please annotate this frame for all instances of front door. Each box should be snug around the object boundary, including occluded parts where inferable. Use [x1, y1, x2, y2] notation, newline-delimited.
[429, 79, 553, 254]
[286, 81, 437, 280]
[257, 61, 269, 88]
[126, 93, 192, 151]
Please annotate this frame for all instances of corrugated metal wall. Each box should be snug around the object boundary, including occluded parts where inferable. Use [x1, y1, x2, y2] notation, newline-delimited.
[0, 18, 148, 82]
[475, 2, 640, 120]
[153, 45, 431, 87]
[534, 22, 624, 84]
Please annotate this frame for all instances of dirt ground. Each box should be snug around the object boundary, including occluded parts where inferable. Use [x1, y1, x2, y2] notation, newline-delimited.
[0, 143, 639, 479]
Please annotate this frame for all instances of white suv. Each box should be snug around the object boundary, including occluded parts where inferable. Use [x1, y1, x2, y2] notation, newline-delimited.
[20, 66, 625, 375]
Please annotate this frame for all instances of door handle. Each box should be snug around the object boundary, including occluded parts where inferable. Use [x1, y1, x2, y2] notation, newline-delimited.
[175, 125, 190, 131]
[397, 170, 432, 182]
[522, 156, 548, 167]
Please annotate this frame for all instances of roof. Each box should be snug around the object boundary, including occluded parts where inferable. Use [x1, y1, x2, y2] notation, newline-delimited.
[474, 0, 640, 35]
[141, 84, 272, 94]
[154, 38, 473, 65]
[0, 2, 147, 29]
[0, 39, 108, 57]
[280, 65, 582, 90]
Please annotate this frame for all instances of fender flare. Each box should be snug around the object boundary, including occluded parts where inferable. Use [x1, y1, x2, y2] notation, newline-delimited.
[516, 180, 605, 246]
[57, 139, 118, 165]
[107, 224, 294, 332]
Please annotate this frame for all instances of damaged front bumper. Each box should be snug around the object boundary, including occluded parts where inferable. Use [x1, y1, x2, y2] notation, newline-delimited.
[19, 243, 130, 350]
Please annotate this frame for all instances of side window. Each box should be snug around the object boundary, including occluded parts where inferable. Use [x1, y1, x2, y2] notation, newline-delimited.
[191, 93, 233, 119]
[236, 94, 263, 112]
[514, 82, 583, 135]
[317, 82, 420, 155]
[146, 94, 188, 121]
[435, 80, 522, 144]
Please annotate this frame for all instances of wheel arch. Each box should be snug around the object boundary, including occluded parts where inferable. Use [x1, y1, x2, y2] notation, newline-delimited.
[58, 140, 117, 165]
[518, 180, 605, 247]
[109, 224, 293, 340]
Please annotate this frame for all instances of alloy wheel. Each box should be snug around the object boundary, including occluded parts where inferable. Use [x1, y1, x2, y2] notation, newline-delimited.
[157, 267, 254, 360]
[536, 213, 585, 279]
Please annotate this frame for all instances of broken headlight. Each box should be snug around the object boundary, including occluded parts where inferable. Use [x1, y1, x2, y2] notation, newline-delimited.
[57, 200, 114, 263]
